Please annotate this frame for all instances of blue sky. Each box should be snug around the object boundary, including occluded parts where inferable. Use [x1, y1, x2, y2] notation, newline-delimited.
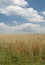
[27, 0, 45, 11]
[0, 0, 45, 34]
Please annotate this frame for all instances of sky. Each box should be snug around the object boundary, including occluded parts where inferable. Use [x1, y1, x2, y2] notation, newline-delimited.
[0, 0, 45, 34]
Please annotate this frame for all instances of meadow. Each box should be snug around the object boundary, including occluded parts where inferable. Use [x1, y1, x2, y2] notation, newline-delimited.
[0, 34, 45, 65]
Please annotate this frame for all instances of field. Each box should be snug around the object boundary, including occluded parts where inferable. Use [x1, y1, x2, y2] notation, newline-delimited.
[0, 34, 45, 65]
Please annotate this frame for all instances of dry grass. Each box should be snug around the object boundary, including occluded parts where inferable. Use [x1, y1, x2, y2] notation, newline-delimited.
[0, 34, 45, 65]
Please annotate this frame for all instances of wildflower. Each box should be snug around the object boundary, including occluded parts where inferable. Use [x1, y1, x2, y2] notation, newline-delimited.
[17, 47, 23, 53]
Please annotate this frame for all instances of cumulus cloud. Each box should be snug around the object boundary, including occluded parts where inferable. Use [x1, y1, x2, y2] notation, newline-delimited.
[0, 0, 45, 23]
[0, 0, 28, 8]
[0, 0, 45, 33]
[11, 0, 28, 7]
[0, 5, 45, 22]
[41, 11, 45, 16]
[0, 22, 45, 33]
[13, 21, 17, 24]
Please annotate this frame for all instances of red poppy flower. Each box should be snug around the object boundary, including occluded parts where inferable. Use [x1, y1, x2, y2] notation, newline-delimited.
[17, 47, 23, 53]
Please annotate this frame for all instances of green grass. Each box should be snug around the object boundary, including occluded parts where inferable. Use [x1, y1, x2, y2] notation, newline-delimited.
[0, 34, 45, 65]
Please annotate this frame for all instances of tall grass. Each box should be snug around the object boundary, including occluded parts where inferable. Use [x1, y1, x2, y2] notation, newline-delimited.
[0, 34, 45, 65]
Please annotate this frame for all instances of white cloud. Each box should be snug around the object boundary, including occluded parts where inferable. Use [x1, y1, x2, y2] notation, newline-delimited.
[13, 21, 17, 24]
[12, 0, 28, 7]
[41, 11, 45, 16]
[0, 5, 24, 15]
[0, 22, 45, 33]
[0, 5, 45, 22]
[0, 0, 45, 23]
[0, 0, 45, 33]
[0, 0, 28, 8]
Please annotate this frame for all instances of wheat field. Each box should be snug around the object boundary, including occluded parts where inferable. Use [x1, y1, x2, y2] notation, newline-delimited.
[0, 34, 45, 65]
